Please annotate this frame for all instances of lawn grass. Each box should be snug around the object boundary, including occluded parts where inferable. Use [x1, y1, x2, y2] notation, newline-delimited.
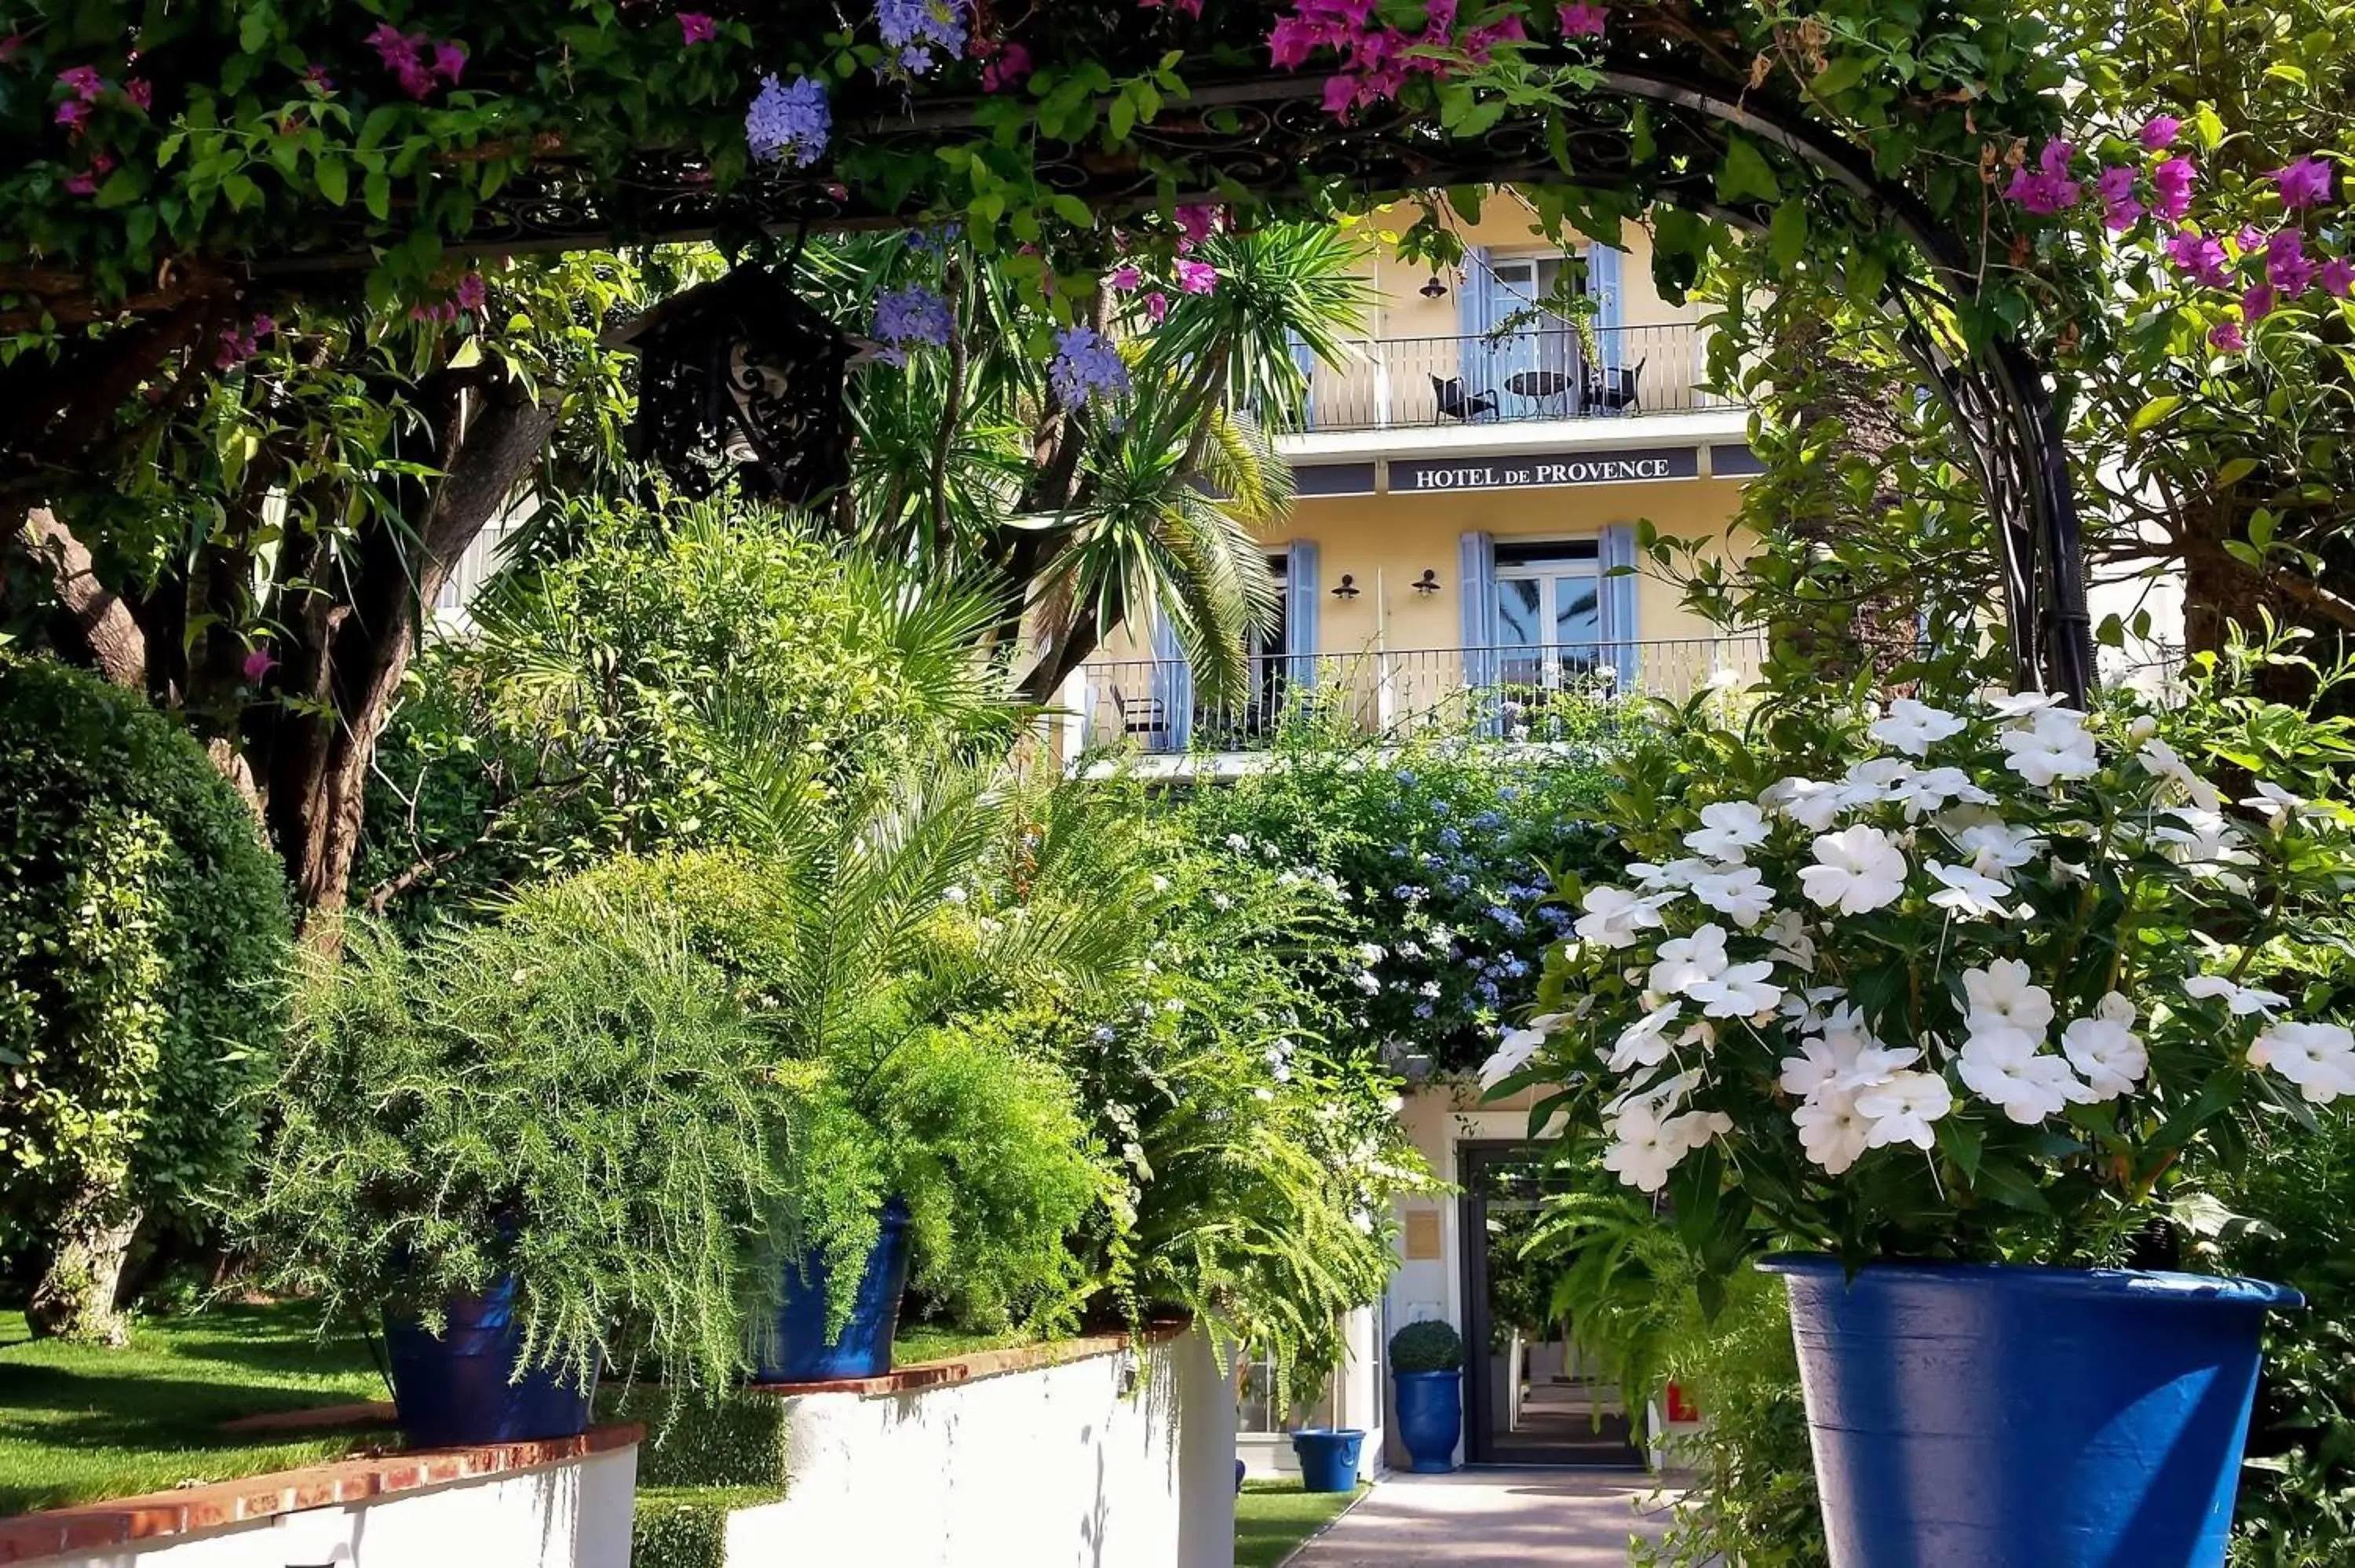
[1236, 1478, 1368, 1568]
[0, 1302, 387, 1515]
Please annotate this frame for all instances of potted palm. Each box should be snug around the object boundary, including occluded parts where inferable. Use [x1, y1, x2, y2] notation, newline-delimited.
[246, 873, 797, 1446]
[1490, 687, 2353, 1565]
[1388, 1318, 1465, 1472]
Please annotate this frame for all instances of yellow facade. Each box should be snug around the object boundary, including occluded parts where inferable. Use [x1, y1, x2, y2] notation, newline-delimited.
[1075, 198, 1757, 758]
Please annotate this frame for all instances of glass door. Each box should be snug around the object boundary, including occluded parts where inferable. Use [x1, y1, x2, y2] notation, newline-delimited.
[1492, 559, 1604, 690]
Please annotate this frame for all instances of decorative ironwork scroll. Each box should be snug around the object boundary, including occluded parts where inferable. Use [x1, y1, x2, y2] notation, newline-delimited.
[604, 265, 855, 507]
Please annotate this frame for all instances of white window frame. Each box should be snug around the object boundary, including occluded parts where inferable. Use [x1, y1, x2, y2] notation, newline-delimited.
[1491, 547, 1606, 689]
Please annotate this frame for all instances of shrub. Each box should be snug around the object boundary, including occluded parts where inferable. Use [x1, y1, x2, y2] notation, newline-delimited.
[0, 657, 290, 1340]
[1387, 1319, 1463, 1373]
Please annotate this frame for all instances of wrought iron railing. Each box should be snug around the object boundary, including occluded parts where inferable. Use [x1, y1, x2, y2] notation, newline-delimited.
[1076, 637, 1767, 755]
[1267, 324, 1730, 434]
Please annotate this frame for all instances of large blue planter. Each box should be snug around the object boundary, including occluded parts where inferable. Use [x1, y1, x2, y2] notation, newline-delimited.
[383, 1280, 595, 1449]
[1290, 1428, 1364, 1493]
[1764, 1257, 2302, 1567]
[1393, 1368, 1462, 1473]
[753, 1198, 914, 1383]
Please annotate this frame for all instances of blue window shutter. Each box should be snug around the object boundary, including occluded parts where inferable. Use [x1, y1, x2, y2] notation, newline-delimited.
[1150, 608, 1193, 753]
[1600, 523, 1640, 691]
[1284, 542, 1320, 691]
[1459, 531, 1496, 691]
[1586, 243, 1624, 379]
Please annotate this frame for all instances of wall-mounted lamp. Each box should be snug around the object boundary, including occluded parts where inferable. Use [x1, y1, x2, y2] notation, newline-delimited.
[1331, 573, 1361, 600]
[1411, 569, 1443, 596]
[1418, 274, 1449, 300]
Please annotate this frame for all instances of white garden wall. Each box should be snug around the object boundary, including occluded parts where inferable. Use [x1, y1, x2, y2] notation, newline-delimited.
[724, 1329, 1236, 1568]
[5, 1431, 637, 1568]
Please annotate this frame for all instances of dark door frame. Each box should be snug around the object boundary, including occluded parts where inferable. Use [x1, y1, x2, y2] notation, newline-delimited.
[1456, 1139, 1646, 1468]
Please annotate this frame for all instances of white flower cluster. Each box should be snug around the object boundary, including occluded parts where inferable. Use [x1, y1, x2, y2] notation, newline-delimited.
[1479, 691, 2355, 1194]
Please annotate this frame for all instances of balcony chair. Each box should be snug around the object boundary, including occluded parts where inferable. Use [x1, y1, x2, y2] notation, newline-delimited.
[1108, 686, 1167, 741]
[1429, 374, 1499, 422]
[1586, 358, 1645, 414]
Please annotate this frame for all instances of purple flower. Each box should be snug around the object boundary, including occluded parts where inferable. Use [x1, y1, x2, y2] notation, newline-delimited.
[242, 646, 277, 684]
[2004, 140, 2082, 216]
[747, 75, 831, 166]
[2096, 166, 2141, 230]
[1174, 202, 1221, 248]
[2242, 281, 2276, 323]
[2208, 319, 2245, 352]
[455, 272, 488, 312]
[1145, 290, 1170, 325]
[1558, 3, 1608, 38]
[2323, 257, 2355, 298]
[1107, 264, 1142, 292]
[2166, 229, 2229, 288]
[1175, 258, 1218, 294]
[679, 12, 717, 44]
[2266, 230, 2317, 297]
[2273, 157, 2335, 210]
[2139, 114, 2182, 151]
[980, 42, 1031, 91]
[876, 0, 968, 76]
[54, 99, 86, 129]
[1049, 325, 1130, 411]
[432, 42, 466, 84]
[2236, 224, 2266, 256]
[365, 24, 413, 69]
[872, 285, 953, 362]
[2149, 155, 2196, 222]
[57, 65, 106, 102]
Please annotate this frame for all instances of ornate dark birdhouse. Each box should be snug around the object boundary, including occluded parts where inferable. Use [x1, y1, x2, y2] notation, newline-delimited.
[605, 266, 854, 508]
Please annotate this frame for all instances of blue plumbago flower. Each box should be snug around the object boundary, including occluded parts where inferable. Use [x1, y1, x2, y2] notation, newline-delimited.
[1049, 326, 1129, 411]
[1470, 811, 1504, 831]
[1444, 874, 1472, 896]
[871, 285, 953, 363]
[905, 222, 963, 252]
[1497, 785, 1518, 802]
[1430, 800, 1451, 818]
[747, 75, 830, 165]
[1414, 1002, 1437, 1019]
[1388, 845, 1410, 859]
[1437, 827, 1463, 850]
[1391, 884, 1426, 903]
[876, 0, 967, 75]
[1420, 853, 1444, 871]
[1394, 770, 1418, 787]
[1092, 1025, 1118, 1044]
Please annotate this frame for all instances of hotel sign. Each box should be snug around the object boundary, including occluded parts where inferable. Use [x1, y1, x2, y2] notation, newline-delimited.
[1391, 446, 1697, 492]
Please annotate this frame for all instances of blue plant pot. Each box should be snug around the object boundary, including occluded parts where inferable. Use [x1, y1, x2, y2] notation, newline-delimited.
[753, 1198, 914, 1383]
[1393, 1368, 1462, 1473]
[1764, 1257, 2302, 1567]
[1290, 1428, 1364, 1493]
[382, 1279, 595, 1449]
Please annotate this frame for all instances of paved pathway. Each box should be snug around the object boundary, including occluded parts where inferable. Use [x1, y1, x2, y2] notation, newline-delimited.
[1287, 1470, 1680, 1566]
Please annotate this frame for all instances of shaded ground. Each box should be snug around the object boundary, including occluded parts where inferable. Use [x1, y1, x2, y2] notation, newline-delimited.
[1287, 1470, 1678, 1566]
[0, 1302, 385, 1515]
[1236, 1479, 1368, 1567]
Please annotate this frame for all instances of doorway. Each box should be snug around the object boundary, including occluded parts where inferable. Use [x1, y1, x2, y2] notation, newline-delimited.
[1457, 1142, 1646, 1467]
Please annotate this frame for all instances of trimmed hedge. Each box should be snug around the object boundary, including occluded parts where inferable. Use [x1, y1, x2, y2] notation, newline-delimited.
[631, 1486, 783, 1568]
[600, 1387, 791, 1488]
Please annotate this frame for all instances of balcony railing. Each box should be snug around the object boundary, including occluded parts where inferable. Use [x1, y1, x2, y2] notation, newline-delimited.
[1076, 637, 1765, 756]
[1270, 324, 1730, 434]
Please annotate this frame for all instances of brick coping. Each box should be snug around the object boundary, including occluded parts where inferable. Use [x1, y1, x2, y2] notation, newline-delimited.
[0, 1422, 643, 1566]
[749, 1320, 1191, 1398]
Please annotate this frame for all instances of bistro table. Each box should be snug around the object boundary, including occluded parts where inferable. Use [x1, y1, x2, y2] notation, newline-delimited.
[1503, 369, 1573, 417]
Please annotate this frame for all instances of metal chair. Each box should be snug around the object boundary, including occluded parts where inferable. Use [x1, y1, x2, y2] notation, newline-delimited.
[1590, 357, 1645, 414]
[1429, 374, 1499, 422]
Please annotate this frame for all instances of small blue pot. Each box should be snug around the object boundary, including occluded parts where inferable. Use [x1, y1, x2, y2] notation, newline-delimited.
[1290, 1428, 1364, 1493]
[1393, 1368, 1461, 1473]
[1765, 1257, 2302, 1567]
[383, 1280, 595, 1449]
[754, 1198, 914, 1383]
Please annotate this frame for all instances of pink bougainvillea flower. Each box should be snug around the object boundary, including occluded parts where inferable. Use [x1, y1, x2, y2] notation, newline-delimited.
[214, 312, 275, 368]
[2273, 157, 2335, 210]
[2322, 257, 2355, 298]
[2138, 114, 2182, 151]
[2095, 166, 2141, 230]
[54, 99, 87, 129]
[1145, 290, 1170, 325]
[2208, 319, 2245, 352]
[1176, 258, 1218, 294]
[365, 24, 414, 68]
[2149, 155, 2195, 222]
[2003, 140, 2081, 216]
[57, 64, 106, 101]
[980, 42, 1031, 91]
[2242, 281, 2276, 323]
[1174, 202, 1221, 246]
[2267, 229, 2317, 297]
[1558, 2, 1608, 37]
[304, 64, 335, 92]
[242, 646, 277, 684]
[64, 154, 112, 196]
[410, 299, 460, 326]
[432, 42, 466, 84]
[2236, 224, 2266, 256]
[679, 12, 717, 44]
[2165, 228, 2229, 288]
[455, 272, 488, 312]
[1107, 264, 1142, 292]
[123, 78, 152, 110]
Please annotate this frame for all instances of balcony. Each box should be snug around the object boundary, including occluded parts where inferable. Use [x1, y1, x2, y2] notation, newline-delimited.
[1075, 637, 1765, 757]
[1274, 324, 1730, 435]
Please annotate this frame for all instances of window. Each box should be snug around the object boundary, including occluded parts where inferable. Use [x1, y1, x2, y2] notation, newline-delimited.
[1238, 1351, 1335, 1435]
[1492, 544, 1605, 687]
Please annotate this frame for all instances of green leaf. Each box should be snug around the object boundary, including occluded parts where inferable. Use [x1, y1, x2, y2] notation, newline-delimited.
[1715, 136, 1782, 206]
[316, 156, 349, 208]
[2215, 457, 2259, 487]
[1768, 199, 1809, 271]
[363, 170, 392, 222]
[1810, 55, 1868, 99]
[2129, 395, 2183, 434]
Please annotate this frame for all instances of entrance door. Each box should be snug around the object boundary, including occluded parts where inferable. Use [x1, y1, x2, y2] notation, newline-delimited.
[1458, 1143, 1646, 1467]
[1491, 552, 1605, 692]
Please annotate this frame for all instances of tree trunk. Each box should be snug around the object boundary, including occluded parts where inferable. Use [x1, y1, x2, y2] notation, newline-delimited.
[16, 505, 149, 688]
[248, 374, 556, 935]
[26, 1176, 142, 1344]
